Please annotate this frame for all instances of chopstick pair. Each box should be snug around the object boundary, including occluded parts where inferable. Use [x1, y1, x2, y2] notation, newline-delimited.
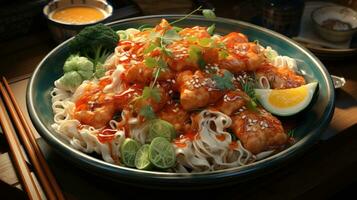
[0, 77, 65, 200]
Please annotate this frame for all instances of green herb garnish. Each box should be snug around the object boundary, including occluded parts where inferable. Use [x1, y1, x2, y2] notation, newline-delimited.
[170, 6, 216, 25]
[239, 75, 259, 111]
[161, 29, 181, 45]
[202, 9, 216, 19]
[142, 86, 161, 102]
[287, 129, 295, 137]
[207, 23, 216, 35]
[143, 42, 159, 54]
[139, 105, 156, 120]
[212, 71, 234, 90]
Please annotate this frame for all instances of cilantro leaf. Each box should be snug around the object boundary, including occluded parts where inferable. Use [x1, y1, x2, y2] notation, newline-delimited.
[144, 42, 158, 54]
[157, 57, 168, 69]
[162, 29, 181, 45]
[198, 38, 213, 47]
[202, 9, 216, 19]
[142, 86, 161, 102]
[218, 50, 229, 59]
[139, 105, 156, 120]
[207, 24, 215, 35]
[187, 36, 198, 43]
[149, 31, 160, 42]
[212, 71, 234, 90]
[162, 47, 173, 57]
[188, 45, 206, 69]
[144, 57, 158, 68]
[188, 45, 202, 62]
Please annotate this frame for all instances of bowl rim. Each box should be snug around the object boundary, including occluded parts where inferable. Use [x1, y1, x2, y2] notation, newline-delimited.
[311, 5, 357, 32]
[27, 15, 335, 185]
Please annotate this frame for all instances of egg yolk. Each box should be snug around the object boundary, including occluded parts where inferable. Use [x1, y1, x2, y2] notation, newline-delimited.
[268, 86, 308, 108]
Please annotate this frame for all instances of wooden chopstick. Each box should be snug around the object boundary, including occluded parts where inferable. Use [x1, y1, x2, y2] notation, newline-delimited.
[0, 77, 65, 200]
[0, 96, 42, 200]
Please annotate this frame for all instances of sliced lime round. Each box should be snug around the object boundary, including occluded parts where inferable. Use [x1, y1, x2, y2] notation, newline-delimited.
[149, 137, 176, 169]
[147, 119, 176, 142]
[120, 138, 141, 167]
[135, 144, 153, 170]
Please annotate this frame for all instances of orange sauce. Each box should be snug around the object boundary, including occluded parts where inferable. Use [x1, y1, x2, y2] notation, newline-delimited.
[51, 6, 105, 24]
[98, 129, 116, 143]
[216, 134, 226, 141]
[229, 141, 238, 150]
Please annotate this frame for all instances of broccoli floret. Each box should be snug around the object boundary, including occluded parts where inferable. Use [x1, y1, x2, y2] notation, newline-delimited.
[59, 55, 94, 92]
[63, 55, 94, 80]
[58, 71, 83, 92]
[69, 23, 119, 78]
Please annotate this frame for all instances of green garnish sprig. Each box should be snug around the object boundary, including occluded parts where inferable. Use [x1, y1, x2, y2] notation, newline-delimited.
[212, 71, 235, 90]
[237, 74, 259, 111]
[287, 129, 295, 137]
[170, 6, 216, 25]
[139, 105, 156, 120]
[137, 7, 217, 120]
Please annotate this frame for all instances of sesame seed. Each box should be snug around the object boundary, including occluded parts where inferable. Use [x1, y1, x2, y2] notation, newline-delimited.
[242, 115, 246, 119]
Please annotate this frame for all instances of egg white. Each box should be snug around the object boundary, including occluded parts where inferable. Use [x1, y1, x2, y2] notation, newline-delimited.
[254, 82, 318, 116]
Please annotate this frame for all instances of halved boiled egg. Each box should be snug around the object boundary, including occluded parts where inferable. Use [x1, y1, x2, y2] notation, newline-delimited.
[254, 82, 318, 116]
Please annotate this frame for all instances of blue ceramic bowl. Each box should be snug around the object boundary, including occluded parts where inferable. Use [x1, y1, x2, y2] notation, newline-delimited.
[27, 15, 335, 188]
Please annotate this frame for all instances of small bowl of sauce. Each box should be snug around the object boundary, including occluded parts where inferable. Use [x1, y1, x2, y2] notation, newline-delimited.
[44, 0, 113, 42]
[311, 5, 357, 43]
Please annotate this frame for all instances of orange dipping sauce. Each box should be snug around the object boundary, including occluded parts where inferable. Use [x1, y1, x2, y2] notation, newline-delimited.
[51, 6, 106, 24]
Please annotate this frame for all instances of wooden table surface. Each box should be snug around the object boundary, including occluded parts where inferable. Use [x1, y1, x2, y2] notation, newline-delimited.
[0, 13, 357, 200]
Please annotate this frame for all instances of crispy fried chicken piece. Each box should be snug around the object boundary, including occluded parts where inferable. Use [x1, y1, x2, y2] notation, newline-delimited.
[230, 108, 288, 154]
